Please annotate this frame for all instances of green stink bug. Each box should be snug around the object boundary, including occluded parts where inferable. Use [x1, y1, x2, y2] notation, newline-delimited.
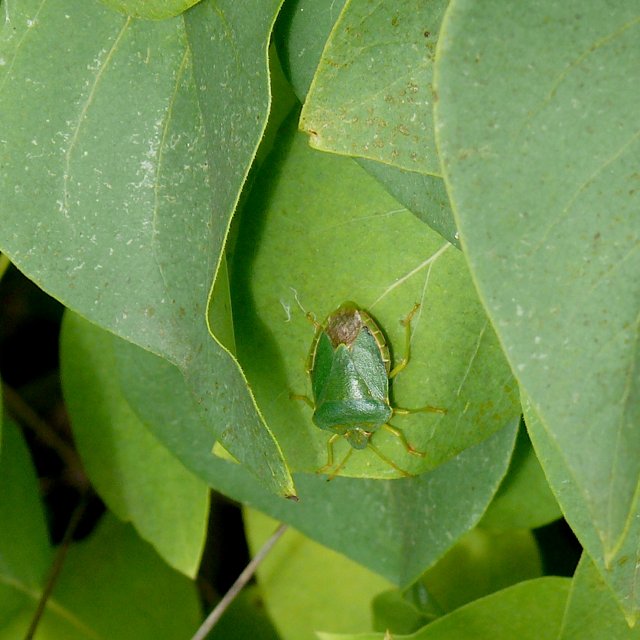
[294, 301, 445, 478]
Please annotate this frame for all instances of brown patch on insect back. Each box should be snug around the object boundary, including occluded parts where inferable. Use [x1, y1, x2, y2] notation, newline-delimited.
[325, 308, 363, 348]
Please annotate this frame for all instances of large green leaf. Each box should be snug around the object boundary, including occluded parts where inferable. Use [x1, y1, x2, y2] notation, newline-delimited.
[300, 0, 447, 175]
[275, 0, 458, 246]
[0, 420, 52, 634]
[107, 329, 520, 585]
[434, 0, 640, 619]
[60, 311, 209, 578]
[0, 423, 198, 638]
[231, 115, 518, 478]
[38, 516, 201, 640]
[318, 578, 571, 640]
[559, 554, 640, 640]
[0, 0, 293, 495]
[244, 509, 391, 640]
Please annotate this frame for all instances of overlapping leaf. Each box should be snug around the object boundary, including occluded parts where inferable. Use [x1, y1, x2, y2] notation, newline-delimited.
[0, 421, 200, 639]
[559, 555, 640, 640]
[0, 0, 293, 495]
[276, 0, 458, 245]
[434, 0, 640, 620]
[60, 311, 209, 577]
[318, 578, 571, 640]
[300, 0, 447, 175]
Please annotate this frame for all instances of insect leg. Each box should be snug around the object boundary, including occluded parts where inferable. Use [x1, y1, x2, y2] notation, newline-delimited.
[383, 423, 425, 457]
[317, 433, 341, 475]
[389, 303, 420, 378]
[367, 441, 413, 477]
[327, 448, 353, 481]
[393, 405, 447, 416]
[305, 311, 322, 330]
[317, 435, 354, 481]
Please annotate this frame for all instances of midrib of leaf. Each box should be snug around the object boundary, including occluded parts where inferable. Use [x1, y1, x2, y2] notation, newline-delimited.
[455, 319, 489, 398]
[369, 242, 450, 307]
[0, 0, 48, 94]
[62, 15, 132, 215]
[0, 573, 103, 639]
[151, 45, 190, 294]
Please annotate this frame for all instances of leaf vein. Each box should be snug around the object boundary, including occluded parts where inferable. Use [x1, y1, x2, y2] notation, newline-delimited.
[62, 16, 131, 216]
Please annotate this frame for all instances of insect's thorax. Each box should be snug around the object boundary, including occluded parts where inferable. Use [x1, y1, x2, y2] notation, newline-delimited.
[309, 303, 391, 374]
[310, 304, 393, 439]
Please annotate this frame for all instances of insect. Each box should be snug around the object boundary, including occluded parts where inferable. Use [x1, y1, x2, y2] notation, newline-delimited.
[293, 301, 446, 478]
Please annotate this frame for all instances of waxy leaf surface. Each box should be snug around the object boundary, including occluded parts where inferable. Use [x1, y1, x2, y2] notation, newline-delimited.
[300, 0, 447, 175]
[0, 0, 293, 495]
[277, 0, 458, 246]
[434, 0, 640, 620]
[60, 311, 209, 578]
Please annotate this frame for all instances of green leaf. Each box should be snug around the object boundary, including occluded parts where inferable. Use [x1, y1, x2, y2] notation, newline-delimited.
[524, 394, 640, 625]
[373, 527, 542, 634]
[231, 114, 518, 478]
[47, 516, 200, 640]
[300, 0, 447, 175]
[0, 420, 52, 632]
[480, 424, 562, 530]
[244, 508, 391, 640]
[276, 0, 458, 246]
[373, 589, 433, 636]
[275, 0, 347, 99]
[0, 427, 200, 637]
[319, 578, 571, 640]
[100, 0, 202, 19]
[104, 332, 521, 585]
[416, 528, 541, 613]
[357, 159, 460, 248]
[434, 0, 640, 619]
[559, 554, 640, 640]
[0, 0, 293, 495]
[60, 311, 209, 578]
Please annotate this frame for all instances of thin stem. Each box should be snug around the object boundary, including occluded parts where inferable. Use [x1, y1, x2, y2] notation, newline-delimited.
[2, 383, 83, 476]
[190, 522, 288, 640]
[24, 494, 90, 640]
